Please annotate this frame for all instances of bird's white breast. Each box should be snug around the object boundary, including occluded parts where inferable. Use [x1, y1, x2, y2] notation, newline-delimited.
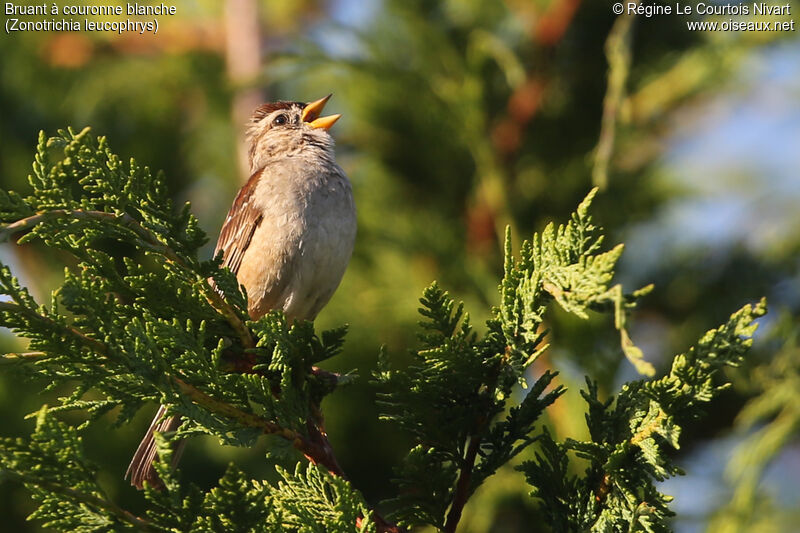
[240, 155, 356, 321]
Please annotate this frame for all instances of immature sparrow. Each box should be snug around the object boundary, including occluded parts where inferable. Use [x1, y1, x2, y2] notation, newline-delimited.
[126, 95, 357, 489]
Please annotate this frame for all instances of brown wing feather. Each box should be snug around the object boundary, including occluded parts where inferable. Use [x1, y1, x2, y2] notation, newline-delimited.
[214, 168, 264, 275]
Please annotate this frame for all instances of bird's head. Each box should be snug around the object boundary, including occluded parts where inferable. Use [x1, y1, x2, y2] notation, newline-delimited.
[246, 94, 341, 172]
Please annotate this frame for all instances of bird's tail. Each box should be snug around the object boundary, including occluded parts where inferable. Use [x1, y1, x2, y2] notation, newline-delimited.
[126, 404, 185, 489]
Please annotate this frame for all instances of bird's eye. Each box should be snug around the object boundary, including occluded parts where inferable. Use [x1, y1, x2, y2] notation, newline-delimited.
[273, 114, 288, 126]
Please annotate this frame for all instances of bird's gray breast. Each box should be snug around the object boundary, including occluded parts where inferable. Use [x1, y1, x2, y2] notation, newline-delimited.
[249, 157, 356, 321]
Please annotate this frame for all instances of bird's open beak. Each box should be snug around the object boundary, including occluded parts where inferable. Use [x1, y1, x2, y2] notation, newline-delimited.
[302, 94, 341, 131]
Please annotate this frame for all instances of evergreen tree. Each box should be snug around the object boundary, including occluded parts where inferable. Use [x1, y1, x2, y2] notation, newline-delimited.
[0, 129, 766, 532]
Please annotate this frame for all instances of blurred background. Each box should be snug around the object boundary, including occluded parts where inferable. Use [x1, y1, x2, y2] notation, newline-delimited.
[1, 1, 798, 531]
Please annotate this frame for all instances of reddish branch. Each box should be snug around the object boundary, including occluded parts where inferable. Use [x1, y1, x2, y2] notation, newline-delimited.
[443, 435, 483, 533]
[181, 361, 403, 531]
[227, 355, 402, 532]
[442, 347, 512, 533]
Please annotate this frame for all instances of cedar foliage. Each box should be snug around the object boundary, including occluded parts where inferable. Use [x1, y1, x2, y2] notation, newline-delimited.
[0, 129, 765, 532]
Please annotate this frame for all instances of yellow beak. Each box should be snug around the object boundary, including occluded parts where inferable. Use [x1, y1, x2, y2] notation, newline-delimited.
[302, 94, 341, 130]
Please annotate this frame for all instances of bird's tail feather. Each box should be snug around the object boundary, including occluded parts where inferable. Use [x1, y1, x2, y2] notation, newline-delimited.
[126, 404, 185, 490]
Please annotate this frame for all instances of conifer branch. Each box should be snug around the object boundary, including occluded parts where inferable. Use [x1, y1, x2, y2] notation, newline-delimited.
[200, 282, 255, 349]
[0, 210, 181, 261]
[0, 208, 255, 349]
[0, 299, 318, 460]
[0, 351, 47, 363]
[0, 301, 109, 355]
[443, 435, 481, 533]
[171, 378, 304, 443]
[0, 297, 346, 472]
[2, 471, 159, 532]
[173, 377, 400, 531]
[444, 351, 507, 533]
[0, 298, 395, 530]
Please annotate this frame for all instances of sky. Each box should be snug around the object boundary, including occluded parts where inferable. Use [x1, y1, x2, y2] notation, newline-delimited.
[621, 40, 800, 310]
[642, 40, 800, 532]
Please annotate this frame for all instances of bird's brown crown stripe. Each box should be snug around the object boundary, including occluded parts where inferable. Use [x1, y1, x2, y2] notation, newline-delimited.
[251, 101, 305, 122]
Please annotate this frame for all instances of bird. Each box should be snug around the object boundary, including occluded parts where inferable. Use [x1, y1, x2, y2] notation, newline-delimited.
[126, 94, 357, 489]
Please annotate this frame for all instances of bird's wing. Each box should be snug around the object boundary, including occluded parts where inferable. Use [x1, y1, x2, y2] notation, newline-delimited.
[214, 168, 264, 276]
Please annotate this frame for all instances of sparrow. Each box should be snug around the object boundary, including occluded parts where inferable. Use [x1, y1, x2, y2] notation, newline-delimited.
[126, 95, 357, 489]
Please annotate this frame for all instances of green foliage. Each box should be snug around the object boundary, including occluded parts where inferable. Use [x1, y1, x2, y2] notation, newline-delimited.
[0, 130, 767, 532]
[0, 406, 130, 532]
[0, 406, 373, 532]
[375, 189, 656, 529]
[0, 127, 205, 260]
[272, 464, 376, 533]
[709, 314, 800, 533]
[521, 300, 766, 532]
[499, 188, 655, 377]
